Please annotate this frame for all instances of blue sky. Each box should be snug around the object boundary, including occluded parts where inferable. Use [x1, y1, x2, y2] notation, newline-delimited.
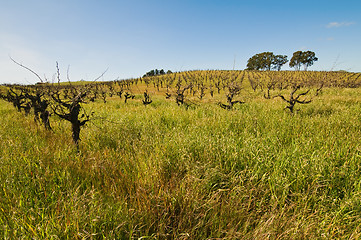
[1, 0, 360, 84]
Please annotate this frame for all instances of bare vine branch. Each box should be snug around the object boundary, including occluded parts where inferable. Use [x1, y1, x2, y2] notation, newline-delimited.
[10, 56, 44, 83]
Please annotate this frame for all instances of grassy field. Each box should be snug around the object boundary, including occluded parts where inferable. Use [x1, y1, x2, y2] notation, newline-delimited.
[1, 72, 361, 239]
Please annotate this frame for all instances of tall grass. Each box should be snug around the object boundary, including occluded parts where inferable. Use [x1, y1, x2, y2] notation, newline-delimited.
[1, 87, 361, 239]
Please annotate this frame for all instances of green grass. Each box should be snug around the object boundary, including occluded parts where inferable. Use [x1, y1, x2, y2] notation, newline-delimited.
[1, 86, 361, 239]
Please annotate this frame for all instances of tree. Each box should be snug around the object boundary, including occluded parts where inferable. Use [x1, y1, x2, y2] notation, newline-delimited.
[246, 52, 272, 70]
[246, 52, 288, 71]
[289, 51, 303, 70]
[289, 51, 318, 71]
[302, 51, 318, 70]
[272, 55, 288, 71]
[143, 69, 171, 77]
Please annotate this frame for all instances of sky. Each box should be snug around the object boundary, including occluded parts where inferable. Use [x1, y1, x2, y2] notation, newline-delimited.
[1, 0, 360, 84]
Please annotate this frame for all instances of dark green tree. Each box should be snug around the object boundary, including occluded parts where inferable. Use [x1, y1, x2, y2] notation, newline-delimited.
[302, 51, 318, 70]
[143, 69, 171, 77]
[289, 51, 318, 71]
[246, 52, 272, 70]
[289, 51, 303, 71]
[246, 52, 288, 71]
[272, 55, 288, 71]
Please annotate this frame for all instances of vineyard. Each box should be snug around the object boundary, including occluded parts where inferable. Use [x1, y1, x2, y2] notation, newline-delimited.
[1, 69, 361, 239]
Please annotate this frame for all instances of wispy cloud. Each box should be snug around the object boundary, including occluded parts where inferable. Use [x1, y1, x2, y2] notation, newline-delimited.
[326, 21, 355, 28]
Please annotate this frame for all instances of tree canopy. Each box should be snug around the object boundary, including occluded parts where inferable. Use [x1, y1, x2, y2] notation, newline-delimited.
[143, 69, 172, 77]
[246, 52, 288, 71]
[289, 51, 318, 71]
